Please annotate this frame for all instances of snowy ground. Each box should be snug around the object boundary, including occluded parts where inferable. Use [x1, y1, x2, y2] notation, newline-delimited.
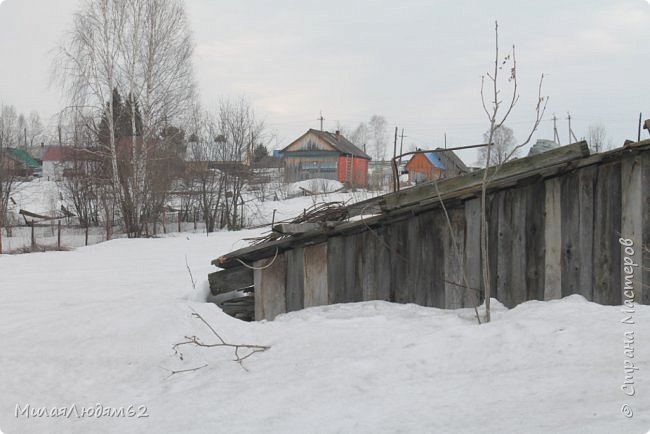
[0, 229, 648, 434]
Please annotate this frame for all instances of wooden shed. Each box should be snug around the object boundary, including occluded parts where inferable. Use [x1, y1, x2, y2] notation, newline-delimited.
[211, 139, 650, 321]
[282, 129, 371, 187]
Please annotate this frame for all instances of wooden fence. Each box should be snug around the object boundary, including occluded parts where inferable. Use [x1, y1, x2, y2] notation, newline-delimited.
[211, 140, 650, 320]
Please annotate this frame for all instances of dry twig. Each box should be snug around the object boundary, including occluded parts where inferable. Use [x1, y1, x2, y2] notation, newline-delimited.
[173, 308, 270, 371]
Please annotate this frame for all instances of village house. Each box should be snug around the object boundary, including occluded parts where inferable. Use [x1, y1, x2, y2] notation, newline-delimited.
[41, 146, 89, 181]
[0, 148, 41, 178]
[282, 129, 371, 187]
[405, 148, 468, 182]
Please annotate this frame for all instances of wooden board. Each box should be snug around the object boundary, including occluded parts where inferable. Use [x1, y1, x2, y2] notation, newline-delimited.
[525, 180, 546, 301]
[285, 247, 304, 313]
[544, 177, 562, 300]
[359, 230, 376, 301]
[621, 154, 644, 305]
[592, 162, 622, 305]
[414, 211, 435, 306]
[429, 210, 447, 308]
[374, 224, 392, 302]
[561, 171, 581, 297]
[487, 191, 500, 301]
[577, 165, 596, 300]
[390, 220, 410, 303]
[343, 234, 363, 302]
[327, 236, 346, 304]
[444, 208, 465, 309]
[208, 267, 253, 295]
[304, 243, 329, 308]
[463, 198, 482, 308]
[495, 189, 514, 307]
[509, 186, 528, 306]
[253, 253, 287, 321]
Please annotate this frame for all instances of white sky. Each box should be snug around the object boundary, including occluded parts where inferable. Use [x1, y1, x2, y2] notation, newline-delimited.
[1, 0, 649, 163]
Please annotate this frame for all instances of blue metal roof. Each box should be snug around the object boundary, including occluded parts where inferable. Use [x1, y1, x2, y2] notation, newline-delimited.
[424, 152, 446, 170]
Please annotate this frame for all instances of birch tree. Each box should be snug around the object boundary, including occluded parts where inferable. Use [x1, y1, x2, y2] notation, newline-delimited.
[55, 0, 195, 237]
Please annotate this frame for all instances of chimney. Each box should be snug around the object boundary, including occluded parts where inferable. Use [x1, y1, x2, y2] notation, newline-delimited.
[335, 130, 340, 140]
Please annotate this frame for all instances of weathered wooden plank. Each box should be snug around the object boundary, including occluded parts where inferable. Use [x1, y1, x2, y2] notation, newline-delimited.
[360, 230, 377, 301]
[327, 236, 346, 304]
[304, 243, 328, 307]
[487, 191, 500, 300]
[544, 177, 562, 300]
[208, 267, 253, 295]
[375, 225, 392, 301]
[429, 210, 447, 308]
[592, 162, 622, 305]
[525, 180, 546, 301]
[495, 189, 514, 307]
[391, 220, 410, 303]
[273, 223, 321, 234]
[285, 247, 304, 313]
[253, 253, 287, 321]
[414, 212, 433, 306]
[444, 208, 465, 309]
[561, 171, 581, 297]
[382, 142, 590, 212]
[463, 198, 482, 308]
[578, 166, 596, 300]
[509, 186, 528, 306]
[343, 234, 363, 302]
[621, 154, 644, 305]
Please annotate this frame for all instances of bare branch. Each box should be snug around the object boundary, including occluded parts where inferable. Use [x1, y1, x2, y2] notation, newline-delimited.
[172, 308, 270, 370]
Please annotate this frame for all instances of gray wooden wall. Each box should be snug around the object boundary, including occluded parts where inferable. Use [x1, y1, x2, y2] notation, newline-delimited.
[254, 152, 650, 320]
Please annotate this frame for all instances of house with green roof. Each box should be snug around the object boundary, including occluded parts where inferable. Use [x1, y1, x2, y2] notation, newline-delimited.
[0, 148, 41, 177]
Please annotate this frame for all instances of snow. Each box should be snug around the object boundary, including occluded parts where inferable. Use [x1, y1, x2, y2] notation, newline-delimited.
[1, 227, 649, 433]
[7, 179, 62, 218]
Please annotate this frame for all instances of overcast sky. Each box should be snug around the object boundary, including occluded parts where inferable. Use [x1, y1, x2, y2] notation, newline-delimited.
[1, 0, 649, 163]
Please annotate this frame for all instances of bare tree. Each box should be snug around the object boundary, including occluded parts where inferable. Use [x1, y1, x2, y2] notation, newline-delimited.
[479, 21, 548, 322]
[216, 97, 265, 230]
[0, 103, 19, 253]
[349, 122, 369, 153]
[477, 124, 516, 166]
[0, 105, 19, 148]
[183, 98, 265, 233]
[28, 111, 44, 147]
[586, 123, 608, 153]
[55, 0, 195, 238]
[0, 142, 16, 254]
[184, 108, 225, 233]
[369, 115, 388, 161]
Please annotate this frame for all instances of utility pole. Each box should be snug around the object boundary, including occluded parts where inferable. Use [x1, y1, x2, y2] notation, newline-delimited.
[638, 112, 642, 142]
[552, 114, 560, 144]
[444, 132, 447, 149]
[393, 126, 398, 160]
[567, 112, 578, 143]
[399, 128, 406, 161]
[318, 111, 325, 131]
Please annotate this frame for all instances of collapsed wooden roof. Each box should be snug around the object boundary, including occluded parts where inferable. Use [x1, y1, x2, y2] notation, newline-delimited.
[214, 139, 650, 269]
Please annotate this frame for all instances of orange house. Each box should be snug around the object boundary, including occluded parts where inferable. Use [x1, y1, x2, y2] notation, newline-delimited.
[406, 149, 468, 183]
